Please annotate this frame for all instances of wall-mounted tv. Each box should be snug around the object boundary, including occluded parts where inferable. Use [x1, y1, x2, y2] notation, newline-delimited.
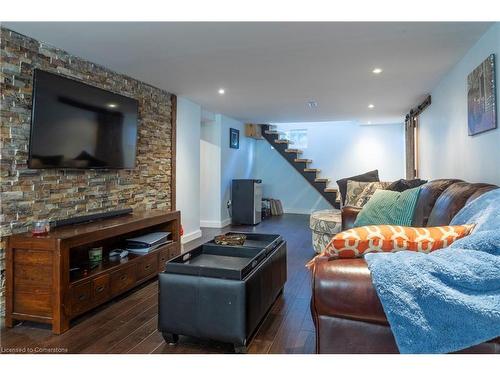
[29, 69, 139, 169]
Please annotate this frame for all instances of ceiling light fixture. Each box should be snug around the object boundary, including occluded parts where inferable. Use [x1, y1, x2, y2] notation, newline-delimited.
[218, 88, 225, 95]
[372, 68, 383, 74]
[368, 104, 375, 109]
[307, 100, 318, 109]
[107, 103, 117, 108]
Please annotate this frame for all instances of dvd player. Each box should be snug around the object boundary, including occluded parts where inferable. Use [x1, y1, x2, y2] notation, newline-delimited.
[126, 232, 171, 253]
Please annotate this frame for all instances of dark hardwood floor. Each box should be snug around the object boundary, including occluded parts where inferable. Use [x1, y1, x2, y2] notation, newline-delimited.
[0, 214, 317, 354]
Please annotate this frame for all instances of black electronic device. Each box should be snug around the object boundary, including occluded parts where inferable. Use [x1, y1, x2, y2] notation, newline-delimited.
[231, 179, 262, 225]
[51, 208, 133, 228]
[29, 69, 139, 169]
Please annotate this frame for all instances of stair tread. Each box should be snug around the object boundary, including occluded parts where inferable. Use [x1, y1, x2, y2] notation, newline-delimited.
[294, 159, 312, 163]
[274, 139, 292, 144]
[324, 188, 338, 193]
[284, 149, 303, 154]
[304, 168, 320, 172]
[315, 178, 329, 182]
[264, 130, 284, 135]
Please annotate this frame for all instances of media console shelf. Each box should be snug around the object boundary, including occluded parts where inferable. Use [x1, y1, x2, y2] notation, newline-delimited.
[5, 210, 181, 334]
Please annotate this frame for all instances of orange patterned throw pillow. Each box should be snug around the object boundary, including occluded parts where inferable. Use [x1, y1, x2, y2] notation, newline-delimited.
[322, 224, 475, 258]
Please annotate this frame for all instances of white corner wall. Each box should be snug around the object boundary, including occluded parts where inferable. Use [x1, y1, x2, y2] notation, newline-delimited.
[419, 23, 500, 184]
[253, 121, 405, 214]
[199, 114, 255, 228]
[200, 116, 222, 227]
[220, 115, 256, 224]
[176, 97, 202, 243]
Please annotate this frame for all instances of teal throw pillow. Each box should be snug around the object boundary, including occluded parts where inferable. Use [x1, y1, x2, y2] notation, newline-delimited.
[353, 186, 421, 227]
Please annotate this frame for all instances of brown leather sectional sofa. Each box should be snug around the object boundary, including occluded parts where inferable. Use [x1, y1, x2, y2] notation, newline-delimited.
[310, 179, 500, 353]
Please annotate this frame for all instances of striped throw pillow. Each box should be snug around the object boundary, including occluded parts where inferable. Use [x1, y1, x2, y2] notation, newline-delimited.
[354, 187, 421, 227]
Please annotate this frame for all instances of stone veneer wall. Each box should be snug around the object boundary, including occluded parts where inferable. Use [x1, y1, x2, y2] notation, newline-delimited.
[0, 27, 175, 315]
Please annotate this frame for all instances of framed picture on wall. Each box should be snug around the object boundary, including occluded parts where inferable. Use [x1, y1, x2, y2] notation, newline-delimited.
[467, 54, 497, 136]
[230, 128, 239, 149]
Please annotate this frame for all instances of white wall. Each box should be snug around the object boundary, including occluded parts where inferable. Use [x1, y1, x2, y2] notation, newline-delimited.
[220, 115, 256, 223]
[200, 116, 222, 227]
[419, 23, 500, 185]
[199, 113, 255, 227]
[276, 122, 405, 183]
[176, 97, 202, 243]
[252, 121, 405, 214]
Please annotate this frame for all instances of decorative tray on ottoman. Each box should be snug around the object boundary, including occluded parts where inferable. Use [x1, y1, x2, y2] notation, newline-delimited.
[213, 233, 246, 246]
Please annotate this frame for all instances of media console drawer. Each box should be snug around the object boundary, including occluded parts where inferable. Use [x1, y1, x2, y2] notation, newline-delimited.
[110, 264, 136, 295]
[69, 275, 110, 316]
[92, 274, 110, 304]
[158, 244, 180, 271]
[137, 253, 158, 280]
[70, 282, 93, 315]
[169, 245, 180, 259]
[158, 248, 170, 270]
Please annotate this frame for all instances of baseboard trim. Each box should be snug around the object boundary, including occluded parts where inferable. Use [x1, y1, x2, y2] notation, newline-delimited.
[283, 208, 315, 215]
[200, 218, 232, 229]
[181, 229, 202, 244]
[283, 207, 339, 215]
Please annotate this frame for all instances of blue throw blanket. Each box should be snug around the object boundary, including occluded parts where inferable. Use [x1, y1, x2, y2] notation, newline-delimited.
[365, 189, 500, 353]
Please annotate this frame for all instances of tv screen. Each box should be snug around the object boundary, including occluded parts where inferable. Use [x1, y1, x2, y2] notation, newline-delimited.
[29, 69, 139, 169]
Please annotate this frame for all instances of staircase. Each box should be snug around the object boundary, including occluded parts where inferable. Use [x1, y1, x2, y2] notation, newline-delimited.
[261, 124, 340, 209]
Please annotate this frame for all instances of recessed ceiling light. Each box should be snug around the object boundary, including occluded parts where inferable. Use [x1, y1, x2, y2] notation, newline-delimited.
[107, 103, 117, 108]
[307, 100, 318, 109]
[218, 88, 225, 95]
[372, 68, 383, 74]
[367, 121, 372, 125]
[368, 104, 375, 109]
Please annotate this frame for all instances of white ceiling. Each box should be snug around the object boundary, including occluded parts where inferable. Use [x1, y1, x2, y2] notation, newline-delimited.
[3, 22, 492, 124]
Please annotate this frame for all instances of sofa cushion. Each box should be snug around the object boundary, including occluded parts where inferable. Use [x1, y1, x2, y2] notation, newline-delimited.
[428, 182, 499, 226]
[337, 170, 379, 206]
[386, 178, 427, 192]
[352, 181, 392, 207]
[322, 224, 475, 258]
[354, 187, 421, 227]
[465, 185, 499, 206]
[451, 188, 500, 232]
[412, 179, 462, 226]
[344, 180, 372, 207]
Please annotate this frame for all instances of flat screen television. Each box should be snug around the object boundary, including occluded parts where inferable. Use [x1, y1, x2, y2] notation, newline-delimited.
[29, 69, 139, 169]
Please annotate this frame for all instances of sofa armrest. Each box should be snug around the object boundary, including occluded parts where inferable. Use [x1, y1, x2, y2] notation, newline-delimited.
[341, 206, 362, 230]
[311, 256, 387, 324]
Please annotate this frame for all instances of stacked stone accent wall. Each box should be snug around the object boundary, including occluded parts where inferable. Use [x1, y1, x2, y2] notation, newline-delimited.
[0, 27, 175, 315]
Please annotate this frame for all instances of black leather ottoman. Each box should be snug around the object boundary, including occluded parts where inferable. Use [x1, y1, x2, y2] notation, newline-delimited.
[158, 233, 287, 353]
